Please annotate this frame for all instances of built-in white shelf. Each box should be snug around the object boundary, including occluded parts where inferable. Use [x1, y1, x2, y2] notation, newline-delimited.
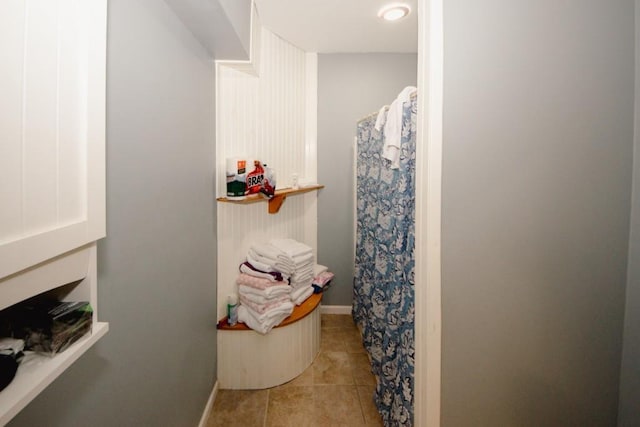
[0, 1, 108, 424]
[0, 322, 108, 426]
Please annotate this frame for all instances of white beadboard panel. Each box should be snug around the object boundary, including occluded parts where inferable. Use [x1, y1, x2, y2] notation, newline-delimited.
[217, 306, 320, 389]
[57, 0, 87, 226]
[216, 27, 317, 319]
[304, 53, 318, 184]
[0, 0, 106, 279]
[22, 0, 59, 236]
[216, 28, 307, 196]
[0, 1, 26, 242]
[1, 0, 89, 242]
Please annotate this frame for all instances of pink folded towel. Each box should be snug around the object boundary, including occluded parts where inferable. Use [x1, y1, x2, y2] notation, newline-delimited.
[237, 273, 285, 290]
[239, 295, 291, 315]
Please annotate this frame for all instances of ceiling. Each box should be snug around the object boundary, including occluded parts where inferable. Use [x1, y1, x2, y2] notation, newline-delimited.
[254, 0, 418, 53]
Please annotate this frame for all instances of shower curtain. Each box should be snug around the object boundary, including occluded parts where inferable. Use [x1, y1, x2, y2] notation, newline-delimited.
[353, 95, 416, 426]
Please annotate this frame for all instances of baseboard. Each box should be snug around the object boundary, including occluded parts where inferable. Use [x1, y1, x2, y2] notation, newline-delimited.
[198, 380, 219, 427]
[320, 305, 352, 315]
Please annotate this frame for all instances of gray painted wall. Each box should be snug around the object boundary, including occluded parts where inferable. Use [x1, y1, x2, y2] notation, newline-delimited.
[219, 0, 252, 58]
[317, 53, 417, 306]
[10, 0, 217, 425]
[165, 0, 251, 60]
[441, 1, 634, 426]
[619, 2, 640, 424]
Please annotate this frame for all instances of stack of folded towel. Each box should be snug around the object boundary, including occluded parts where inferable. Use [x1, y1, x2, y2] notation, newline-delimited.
[235, 270, 293, 335]
[247, 242, 294, 277]
[270, 239, 315, 306]
[236, 238, 319, 334]
[312, 264, 335, 293]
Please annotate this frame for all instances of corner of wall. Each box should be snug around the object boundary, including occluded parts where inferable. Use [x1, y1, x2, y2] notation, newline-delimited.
[215, 1, 261, 77]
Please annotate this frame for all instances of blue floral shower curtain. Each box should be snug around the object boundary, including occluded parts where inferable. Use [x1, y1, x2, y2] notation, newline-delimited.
[353, 96, 416, 426]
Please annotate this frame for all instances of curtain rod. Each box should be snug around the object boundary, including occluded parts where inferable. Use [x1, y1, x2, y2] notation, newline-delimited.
[356, 90, 417, 124]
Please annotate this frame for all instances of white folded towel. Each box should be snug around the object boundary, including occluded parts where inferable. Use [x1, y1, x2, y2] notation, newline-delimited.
[240, 290, 290, 305]
[290, 282, 313, 293]
[270, 238, 313, 258]
[292, 269, 313, 280]
[291, 285, 311, 300]
[238, 305, 291, 335]
[292, 286, 314, 306]
[251, 243, 284, 261]
[246, 253, 276, 273]
[243, 300, 294, 324]
[238, 284, 291, 299]
[290, 275, 313, 287]
[313, 264, 329, 276]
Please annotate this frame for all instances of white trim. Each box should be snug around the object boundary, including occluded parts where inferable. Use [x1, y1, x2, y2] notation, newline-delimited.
[214, 0, 261, 76]
[320, 305, 352, 315]
[353, 136, 358, 267]
[198, 380, 219, 427]
[414, 0, 443, 426]
[0, 322, 109, 426]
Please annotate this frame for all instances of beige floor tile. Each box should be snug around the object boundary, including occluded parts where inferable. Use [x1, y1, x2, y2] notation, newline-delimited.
[313, 351, 354, 385]
[320, 327, 348, 352]
[207, 389, 268, 427]
[313, 385, 366, 426]
[344, 327, 366, 354]
[348, 353, 376, 386]
[321, 313, 355, 328]
[357, 385, 384, 426]
[207, 316, 382, 427]
[266, 386, 314, 427]
[279, 363, 314, 388]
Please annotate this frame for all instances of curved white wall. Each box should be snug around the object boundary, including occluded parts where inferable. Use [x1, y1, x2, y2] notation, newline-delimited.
[215, 27, 317, 319]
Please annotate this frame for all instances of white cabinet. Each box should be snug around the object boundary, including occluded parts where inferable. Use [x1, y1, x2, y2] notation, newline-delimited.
[0, 0, 108, 423]
[0, 0, 106, 281]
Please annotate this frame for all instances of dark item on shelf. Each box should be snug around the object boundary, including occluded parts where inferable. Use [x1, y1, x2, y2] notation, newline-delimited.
[0, 298, 93, 355]
[0, 350, 23, 391]
[312, 280, 332, 294]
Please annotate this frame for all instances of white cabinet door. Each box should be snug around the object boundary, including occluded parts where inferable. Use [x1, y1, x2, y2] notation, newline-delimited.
[0, 0, 106, 279]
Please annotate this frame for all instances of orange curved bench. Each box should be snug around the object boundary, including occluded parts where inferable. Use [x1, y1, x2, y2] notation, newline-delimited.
[217, 292, 321, 330]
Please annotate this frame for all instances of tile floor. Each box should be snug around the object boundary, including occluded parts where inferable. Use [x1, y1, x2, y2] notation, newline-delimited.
[206, 314, 383, 427]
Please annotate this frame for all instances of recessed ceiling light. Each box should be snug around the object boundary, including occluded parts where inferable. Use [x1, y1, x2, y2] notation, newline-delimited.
[378, 3, 411, 22]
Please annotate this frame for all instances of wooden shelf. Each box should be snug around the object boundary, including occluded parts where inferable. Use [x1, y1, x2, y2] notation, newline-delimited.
[0, 322, 109, 425]
[217, 185, 324, 214]
[217, 293, 322, 331]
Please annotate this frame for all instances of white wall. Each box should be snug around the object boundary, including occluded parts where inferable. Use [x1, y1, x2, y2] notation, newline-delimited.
[441, 1, 634, 425]
[215, 28, 315, 319]
[9, 0, 217, 425]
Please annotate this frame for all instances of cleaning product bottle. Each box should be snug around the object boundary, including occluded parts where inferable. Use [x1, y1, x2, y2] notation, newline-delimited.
[227, 294, 239, 326]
